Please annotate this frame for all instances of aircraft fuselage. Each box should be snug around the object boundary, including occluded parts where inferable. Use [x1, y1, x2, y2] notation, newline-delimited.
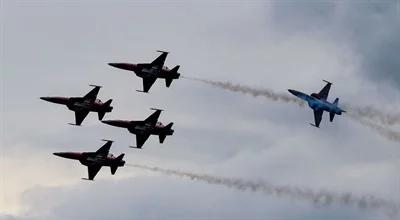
[108, 63, 180, 79]
[40, 97, 113, 113]
[53, 152, 125, 168]
[288, 89, 344, 115]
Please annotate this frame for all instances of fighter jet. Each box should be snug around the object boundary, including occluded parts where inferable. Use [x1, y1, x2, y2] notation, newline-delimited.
[108, 50, 180, 93]
[40, 85, 113, 126]
[288, 80, 345, 128]
[53, 139, 125, 181]
[102, 108, 174, 149]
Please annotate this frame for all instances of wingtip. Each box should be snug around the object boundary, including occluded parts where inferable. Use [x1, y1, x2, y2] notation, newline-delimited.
[101, 139, 114, 142]
[150, 107, 164, 111]
[89, 84, 102, 88]
[129, 146, 142, 149]
[322, 80, 332, 85]
[156, 50, 169, 53]
[68, 123, 81, 126]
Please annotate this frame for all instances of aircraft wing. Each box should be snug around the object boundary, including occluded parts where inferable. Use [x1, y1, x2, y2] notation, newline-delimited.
[87, 165, 102, 180]
[313, 110, 324, 128]
[95, 140, 113, 156]
[318, 81, 332, 100]
[144, 109, 162, 125]
[83, 86, 101, 100]
[142, 77, 157, 93]
[136, 133, 150, 148]
[150, 51, 168, 69]
[74, 110, 90, 126]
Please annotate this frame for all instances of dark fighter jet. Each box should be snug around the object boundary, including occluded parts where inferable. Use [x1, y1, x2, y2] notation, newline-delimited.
[102, 108, 174, 149]
[40, 85, 113, 126]
[108, 50, 180, 93]
[53, 139, 125, 181]
[288, 80, 345, 128]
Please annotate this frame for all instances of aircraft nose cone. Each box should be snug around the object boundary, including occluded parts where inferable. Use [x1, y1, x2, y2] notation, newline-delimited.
[40, 96, 69, 105]
[40, 97, 51, 101]
[108, 63, 121, 68]
[101, 120, 114, 125]
[108, 63, 136, 71]
[53, 152, 69, 158]
[101, 120, 130, 128]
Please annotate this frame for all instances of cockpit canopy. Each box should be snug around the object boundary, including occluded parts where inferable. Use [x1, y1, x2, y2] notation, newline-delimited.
[155, 122, 164, 127]
[95, 99, 103, 104]
[108, 153, 114, 158]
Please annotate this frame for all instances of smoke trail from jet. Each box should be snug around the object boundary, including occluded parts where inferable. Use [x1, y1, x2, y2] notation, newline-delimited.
[183, 76, 400, 141]
[183, 76, 400, 126]
[346, 112, 400, 142]
[343, 105, 400, 126]
[183, 76, 305, 107]
[128, 164, 399, 217]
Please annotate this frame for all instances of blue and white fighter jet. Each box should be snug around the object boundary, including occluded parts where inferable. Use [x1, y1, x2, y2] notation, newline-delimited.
[288, 80, 345, 128]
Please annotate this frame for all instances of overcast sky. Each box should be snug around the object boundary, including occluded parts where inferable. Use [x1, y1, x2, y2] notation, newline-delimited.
[1, 1, 400, 220]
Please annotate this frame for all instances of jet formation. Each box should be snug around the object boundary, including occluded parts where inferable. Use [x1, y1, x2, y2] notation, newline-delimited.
[109, 51, 180, 93]
[40, 85, 113, 126]
[288, 80, 345, 127]
[45, 50, 345, 181]
[53, 140, 125, 180]
[102, 108, 174, 149]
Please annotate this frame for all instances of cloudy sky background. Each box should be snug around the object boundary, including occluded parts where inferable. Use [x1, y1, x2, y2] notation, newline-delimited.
[1, 0, 400, 219]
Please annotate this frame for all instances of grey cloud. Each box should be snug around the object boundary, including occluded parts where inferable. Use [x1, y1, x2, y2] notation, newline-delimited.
[271, 1, 400, 89]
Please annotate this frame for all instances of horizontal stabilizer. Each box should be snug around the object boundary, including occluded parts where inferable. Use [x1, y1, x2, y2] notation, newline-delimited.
[309, 123, 320, 128]
[136, 90, 148, 93]
[330, 112, 335, 122]
[98, 112, 106, 120]
[81, 178, 94, 181]
[166, 78, 173, 87]
[150, 108, 164, 111]
[159, 134, 166, 143]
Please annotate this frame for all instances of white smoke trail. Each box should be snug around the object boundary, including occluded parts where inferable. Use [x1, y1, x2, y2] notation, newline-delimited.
[184, 76, 400, 142]
[183, 76, 305, 107]
[128, 164, 399, 218]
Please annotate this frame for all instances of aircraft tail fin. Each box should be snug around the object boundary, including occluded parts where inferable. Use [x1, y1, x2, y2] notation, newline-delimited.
[98, 99, 113, 120]
[159, 122, 173, 143]
[166, 65, 180, 87]
[333, 98, 339, 106]
[111, 153, 125, 175]
[164, 122, 174, 130]
[170, 65, 180, 75]
[104, 99, 113, 106]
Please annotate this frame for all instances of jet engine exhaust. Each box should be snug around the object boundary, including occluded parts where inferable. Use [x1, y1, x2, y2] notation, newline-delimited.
[128, 163, 399, 218]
